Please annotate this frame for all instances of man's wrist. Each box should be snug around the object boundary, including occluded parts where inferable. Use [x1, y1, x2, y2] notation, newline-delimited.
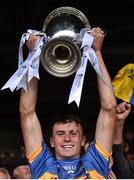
[113, 142, 124, 152]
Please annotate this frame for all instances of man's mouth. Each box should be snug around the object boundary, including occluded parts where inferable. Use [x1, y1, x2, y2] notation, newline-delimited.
[61, 145, 74, 149]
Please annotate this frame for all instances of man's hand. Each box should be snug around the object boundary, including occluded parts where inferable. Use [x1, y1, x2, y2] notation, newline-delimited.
[116, 102, 131, 127]
[90, 27, 104, 52]
[26, 34, 40, 51]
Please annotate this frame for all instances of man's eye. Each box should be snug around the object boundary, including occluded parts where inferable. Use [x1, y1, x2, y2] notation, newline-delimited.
[71, 132, 78, 136]
[57, 132, 64, 135]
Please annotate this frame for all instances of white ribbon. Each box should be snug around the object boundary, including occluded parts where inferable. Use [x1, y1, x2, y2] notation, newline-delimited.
[1, 29, 47, 92]
[68, 56, 88, 106]
[68, 30, 103, 107]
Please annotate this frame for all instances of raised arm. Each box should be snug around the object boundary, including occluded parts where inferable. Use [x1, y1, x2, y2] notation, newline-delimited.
[114, 102, 131, 144]
[19, 35, 43, 157]
[91, 27, 116, 153]
[112, 102, 131, 178]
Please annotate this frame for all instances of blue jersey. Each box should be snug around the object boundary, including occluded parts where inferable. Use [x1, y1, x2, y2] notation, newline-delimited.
[28, 141, 111, 179]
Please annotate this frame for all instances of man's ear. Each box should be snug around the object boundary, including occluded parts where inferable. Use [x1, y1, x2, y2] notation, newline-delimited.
[81, 135, 86, 147]
[50, 137, 55, 147]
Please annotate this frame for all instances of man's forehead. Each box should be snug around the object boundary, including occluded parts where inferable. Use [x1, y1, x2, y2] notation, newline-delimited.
[53, 121, 81, 129]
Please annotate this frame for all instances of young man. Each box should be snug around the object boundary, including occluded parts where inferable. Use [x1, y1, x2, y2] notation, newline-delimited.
[112, 101, 134, 178]
[19, 27, 116, 179]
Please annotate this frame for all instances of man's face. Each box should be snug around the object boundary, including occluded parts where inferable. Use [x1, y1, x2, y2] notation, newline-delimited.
[50, 121, 85, 159]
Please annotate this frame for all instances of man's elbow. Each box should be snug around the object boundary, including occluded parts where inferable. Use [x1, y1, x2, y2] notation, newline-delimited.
[101, 100, 116, 112]
[19, 102, 35, 116]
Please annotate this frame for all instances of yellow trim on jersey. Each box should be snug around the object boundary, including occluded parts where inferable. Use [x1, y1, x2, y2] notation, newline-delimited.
[95, 141, 112, 160]
[88, 170, 104, 179]
[27, 144, 42, 163]
[39, 172, 58, 179]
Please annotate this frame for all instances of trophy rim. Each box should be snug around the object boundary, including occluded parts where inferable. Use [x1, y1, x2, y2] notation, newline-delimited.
[42, 6, 91, 32]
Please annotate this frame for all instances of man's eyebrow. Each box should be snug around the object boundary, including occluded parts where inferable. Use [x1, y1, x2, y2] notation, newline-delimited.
[55, 129, 80, 133]
[70, 130, 80, 133]
[55, 130, 65, 133]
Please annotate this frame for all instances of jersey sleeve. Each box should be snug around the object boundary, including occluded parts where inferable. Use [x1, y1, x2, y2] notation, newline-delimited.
[27, 142, 58, 179]
[82, 141, 111, 178]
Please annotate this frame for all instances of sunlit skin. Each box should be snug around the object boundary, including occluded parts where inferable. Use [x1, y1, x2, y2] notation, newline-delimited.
[50, 121, 86, 159]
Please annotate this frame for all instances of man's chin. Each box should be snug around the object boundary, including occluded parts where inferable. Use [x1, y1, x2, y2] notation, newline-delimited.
[56, 152, 75, 159]
[60, 152, 78, 159]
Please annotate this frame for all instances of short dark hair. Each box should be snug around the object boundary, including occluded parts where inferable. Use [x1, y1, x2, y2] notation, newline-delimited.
[49, 113, 85, 137]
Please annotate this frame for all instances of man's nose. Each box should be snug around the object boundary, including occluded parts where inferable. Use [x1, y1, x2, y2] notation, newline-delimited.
[64, 134, 71, 142]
